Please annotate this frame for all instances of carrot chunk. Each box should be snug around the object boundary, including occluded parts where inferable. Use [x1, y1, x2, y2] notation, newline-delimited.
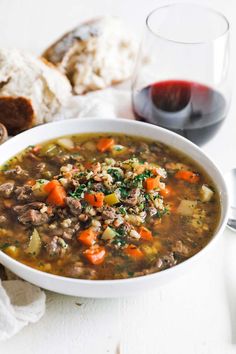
[44, 180, 60, 193]
[77, 227, 98, 246]
[84, 192, 104, 207]
[124, 245, 144, 260]
[83, 246, 106, 265]
[160, 185, 175, 198]
[145, 177, 160, 191]
[174, 170, 200, 184]
[96, 138, 114, 152]
[139, 226, 153, 241]
[46, 185, 66, 207]
[44, 180, 66, 206]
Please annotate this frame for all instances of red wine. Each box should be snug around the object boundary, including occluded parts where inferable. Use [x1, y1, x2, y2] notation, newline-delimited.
[132, 80, 227, 145]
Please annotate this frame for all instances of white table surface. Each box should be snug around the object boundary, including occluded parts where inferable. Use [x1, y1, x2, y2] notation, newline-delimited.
[0, 0, 236, 353]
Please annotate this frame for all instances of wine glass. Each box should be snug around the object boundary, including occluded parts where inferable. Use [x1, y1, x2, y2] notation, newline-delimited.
[132, 3, 231, 146]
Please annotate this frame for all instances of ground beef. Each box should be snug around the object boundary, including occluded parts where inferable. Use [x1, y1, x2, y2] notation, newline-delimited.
[15, 185, 32, 201]
[18, 209, 49, 226]
[101, 206, 117, 220]
[93, 183, 104, 192]
[66, 197, 82, 216]
[52, 155, 71, 166]
[124, 188, 140, 206]
[5, 165, 28, 178]
[0, 182, 15, 197]
[45, 236, 68, 258]
[13, 202, 45, 214]
[56, 208, 69, 219]
[157, 252, 177, 269]
[14, 202, 51, 226]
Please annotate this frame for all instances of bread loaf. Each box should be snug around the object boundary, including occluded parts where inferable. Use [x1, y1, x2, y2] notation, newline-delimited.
[0, 49, 72, 135]
[43, 16, 137, 94]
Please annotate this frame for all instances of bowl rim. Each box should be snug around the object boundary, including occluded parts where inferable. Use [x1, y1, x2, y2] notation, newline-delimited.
[0, 117, 229, 286]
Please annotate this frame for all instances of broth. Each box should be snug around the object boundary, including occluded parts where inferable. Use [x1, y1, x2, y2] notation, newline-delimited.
[0, 133, 220, 279]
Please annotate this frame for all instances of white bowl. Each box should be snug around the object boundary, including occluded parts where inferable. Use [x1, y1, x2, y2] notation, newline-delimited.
[0, 118, 229, 297]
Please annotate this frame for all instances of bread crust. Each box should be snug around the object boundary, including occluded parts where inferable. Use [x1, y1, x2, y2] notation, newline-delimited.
[42, 18, 96, 66]
[0, 96, 35, 135]
[43, 31, 76, 66]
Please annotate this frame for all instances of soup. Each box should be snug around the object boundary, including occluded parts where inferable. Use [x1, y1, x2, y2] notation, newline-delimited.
[0, 133, 220, 280]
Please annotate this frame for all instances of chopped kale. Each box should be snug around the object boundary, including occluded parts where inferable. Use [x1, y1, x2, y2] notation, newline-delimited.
[70, 184, 87, 199]
[112, 226, 127, 247]
[156, 207, 169, 218]
[118, 206, 127, 215]
[112, 238, 127, 247]
[116, 226, 126, 237]
[153, 193, 162, 200]
[107, 168, 122, 181]
[144, 193, 151, 201]
[119, 186, 129, 199]
[134, 170, 152, 182]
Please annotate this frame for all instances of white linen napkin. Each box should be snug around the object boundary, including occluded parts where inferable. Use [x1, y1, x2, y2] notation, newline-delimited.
[0, 279, 46, 341]
[55, 87, 133, 121]
[0, 86, 132, 341]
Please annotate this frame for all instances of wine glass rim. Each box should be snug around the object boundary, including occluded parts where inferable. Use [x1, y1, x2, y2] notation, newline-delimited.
[146, 2, 230, 45]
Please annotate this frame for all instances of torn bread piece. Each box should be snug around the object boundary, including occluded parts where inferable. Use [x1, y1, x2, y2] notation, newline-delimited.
[0, 49, 72, 135]
[43, 16, 137, 94]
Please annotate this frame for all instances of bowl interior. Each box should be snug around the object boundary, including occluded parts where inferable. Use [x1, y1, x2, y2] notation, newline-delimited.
[0, 118, 229, 296]
[0, 117, 227, 226]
